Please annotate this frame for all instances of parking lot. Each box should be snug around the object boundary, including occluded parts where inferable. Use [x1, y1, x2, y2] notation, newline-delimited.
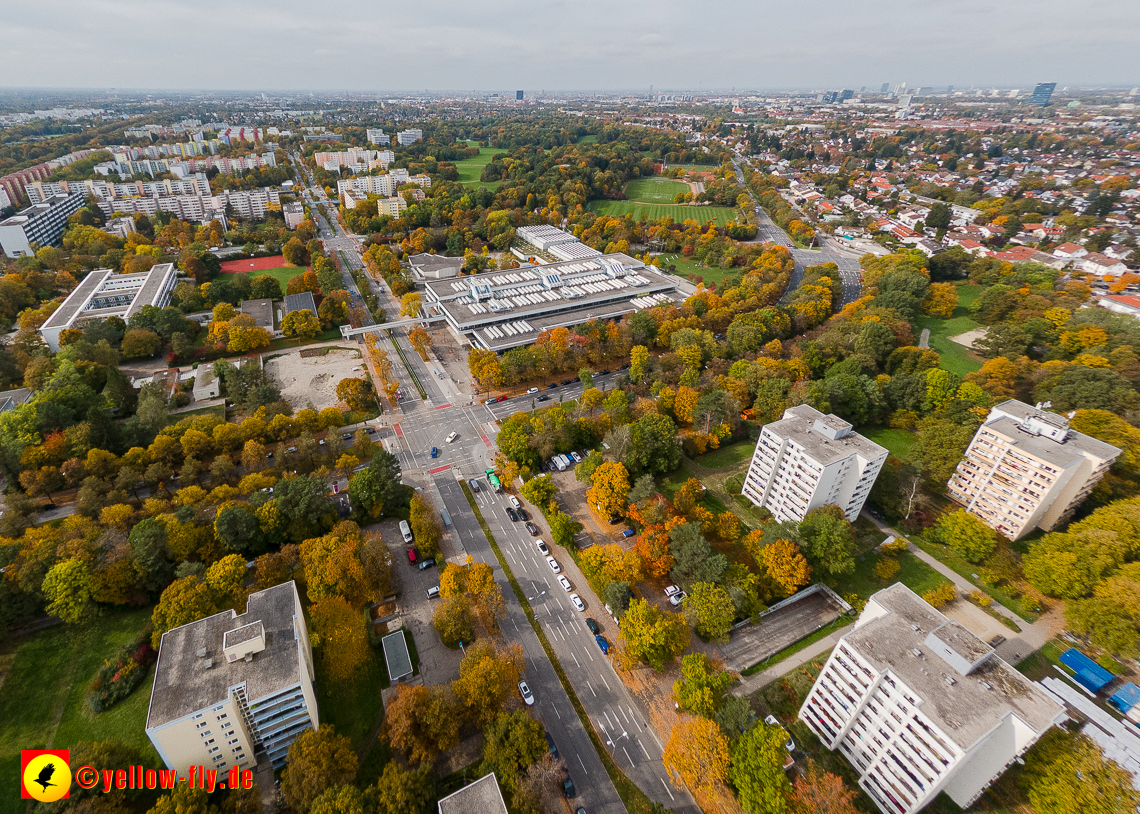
[720, 589, 846, 672]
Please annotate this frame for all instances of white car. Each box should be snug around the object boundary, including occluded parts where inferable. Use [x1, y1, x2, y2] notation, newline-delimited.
[765, 715, 796, 752]
[557, 575, 572, 592]
[570, 593, 585, 612]
[664, 585, 681, 597]
[536, 539, 550, 555]
[518, 680, 534, 706]
[546, 556, 561, 574]
[446, 431, 459, 443]
[526, 387, 539, 394]
[669, 591, 687, 606]
[570, 451, 583, 464]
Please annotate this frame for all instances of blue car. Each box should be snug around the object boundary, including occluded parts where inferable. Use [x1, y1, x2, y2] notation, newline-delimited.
[621, 529, 636, 538]
[430, 447, 439, 458]
[595, 635, 609, 654]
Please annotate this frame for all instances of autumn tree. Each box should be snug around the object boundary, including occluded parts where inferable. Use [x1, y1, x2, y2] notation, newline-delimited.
[682, 582, 736, 642]
[281, 726, 358, 814]
[309, 596, 370, 684]
[587, 461, 630, 520]
[41, 558, 96, 624]
[762, 539, 812, 596]
[934, 509, 998, 563]
[673, 653, 733, 718]
[481, 710, 547, 798]
[372, 762, 434, 814]
[399, 292, 423, 318]
[797, 505, 856, 575]
[385, 684, 461, 764]
[788, 760, 860, 814]
[409, 494, 442, 559]
[282, 309, 321, 339]
[408, 328, 432, 360]
[620, 598, 691, 670]
[1020, 729, 1140, 814]
[452, 641, 526, 728]
[922, 282, 958, 319]
[301, 521, 369, 606]
[121, 328, 163, 359]
[432, 597, 474, 647]
[336, 377, 375, 412]
[150, 575, 219, 644]
[286, 270, 320, 295]
[663, 717, 730, 793]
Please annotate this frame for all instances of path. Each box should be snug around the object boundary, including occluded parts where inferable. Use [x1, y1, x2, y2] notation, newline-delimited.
[918, 327, 931, 349]
[733, 624, 853, 697]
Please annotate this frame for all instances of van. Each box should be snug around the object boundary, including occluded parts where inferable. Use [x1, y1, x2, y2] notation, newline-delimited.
[426, 586, 440, 600]
[553, 456, 567, 472]
[558, 454, 573, 469]
[399, 520, 413, 543]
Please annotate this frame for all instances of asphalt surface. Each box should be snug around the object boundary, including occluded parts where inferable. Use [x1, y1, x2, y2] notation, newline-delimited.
[720, 591, 845, 673]
[484, 370, 628, 421]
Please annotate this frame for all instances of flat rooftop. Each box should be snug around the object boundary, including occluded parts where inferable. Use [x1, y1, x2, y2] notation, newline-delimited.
[767, 404, 887, 464]
[284, 291, 317, 314]
[985, 400, 1121, 465]
[146, 582, 304, 730]
[240, 298, 276, 330]
[436, 773, 508, 814]
[850, 584, 1063, 749]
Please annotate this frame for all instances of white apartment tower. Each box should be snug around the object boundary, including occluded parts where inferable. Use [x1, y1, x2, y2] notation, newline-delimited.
[799, 583, 1064, 814]
[946, 400, 1120, 540]
[145, 582, 318, 774]
[741, 405, 887, 523]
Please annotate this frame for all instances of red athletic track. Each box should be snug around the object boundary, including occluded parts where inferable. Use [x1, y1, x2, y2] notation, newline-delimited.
[219, 255, 298, 273]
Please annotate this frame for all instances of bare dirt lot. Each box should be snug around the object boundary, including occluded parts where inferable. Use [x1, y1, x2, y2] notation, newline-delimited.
[265, 346, 365, 411]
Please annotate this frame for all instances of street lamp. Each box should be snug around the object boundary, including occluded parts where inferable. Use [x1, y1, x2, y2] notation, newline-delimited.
[605, 731, 629, 750]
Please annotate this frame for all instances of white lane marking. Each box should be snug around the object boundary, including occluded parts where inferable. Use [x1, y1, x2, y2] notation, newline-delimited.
[622, 745, 633, 766]
[577, 754, 588, 774]
[584, 646, 594, 662]
[638, 738, 651, 760]
[587, 680, 596, 698]
[604, 710, 615, 729]
[571, 651, 581, 669]
[627, 705, 643, 732]
[619, 705, 630, 724]
[550, 701, 561, 720]
[660, 778, 676, 801]
[599, 673, 610, 691]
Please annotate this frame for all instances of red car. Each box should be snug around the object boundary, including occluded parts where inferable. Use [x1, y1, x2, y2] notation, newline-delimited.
[406, 547, 418, 565]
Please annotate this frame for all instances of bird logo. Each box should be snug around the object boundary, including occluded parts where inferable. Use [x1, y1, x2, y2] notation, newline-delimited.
[21, 751, 71, 802]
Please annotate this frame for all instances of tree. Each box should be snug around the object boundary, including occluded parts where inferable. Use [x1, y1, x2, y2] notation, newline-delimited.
[480, 710, 546, 796]
[587, 461, 630, 519]
[409, 494, 442, 558]
[283, 237, 310, 267]
[663, 718, 730, 793]
[348, 450, 405, 519]
[337, 377, 375, 412]
[385, 684, 461, 765]
[41, 558, 96, 624]
[282, 309, 321, 339]
[309, 596, 371, 683]
[934, 509, 998, 563]
[797, 505, 856, 576]
[731, 724, 792, 814]
[432, 597, 474, 647]
[148, 782, 217, 814]
[408, 328, 432, 359]
[926, 202, 952, 230]
[788, 760, 860, 814]
[922, 282, 958, 318]
[309, 785, 365, 814]
[301, 522, 368, 605]
[516, 752, 568, 814]
[673, 653, 733, 718]
[626, 412, 681, 475]
[399, 292, 422, 318]
[619, 598, 690, 670]
[682, 582, 736, 642]
[214, 504, 263, 555]
[121, 328, 163, 359]
[520, 475, 556, 509]
[372, 763, 434, 814]
[1020, 729, 1140, 814]
[150, 576, 218, 643]
[280, 726, 358, 814]
[762, 539, 812, 596]
[452, 640, 526, 726]
[670, 522, 728, 586]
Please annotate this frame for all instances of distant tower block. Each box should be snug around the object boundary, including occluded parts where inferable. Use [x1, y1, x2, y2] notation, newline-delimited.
[516, 90, 524, 101]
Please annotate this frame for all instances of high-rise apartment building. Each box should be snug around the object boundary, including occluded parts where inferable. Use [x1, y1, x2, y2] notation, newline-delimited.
[145, 582, 318, 774]
[946, 400, 1120, 540]
[366, 129, 390, 145]
[396, 128, 423, 145]
[741, 405, 887, 523]
[799, 583, 1063, 814]
[0, 193, 85, 258]
[378, 196, 408, 218]
[1029, 82, 1056, 106]
[880, 83, 890, 94]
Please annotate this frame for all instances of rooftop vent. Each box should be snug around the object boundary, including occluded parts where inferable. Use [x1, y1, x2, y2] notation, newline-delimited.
[203, 658, 213, 669]
[945, 676, 957, 686]
[196, 648, 208, 658]
[910, 624, 921, 632]
[980, 681, 993, 691]
[911, 648, 924, 658]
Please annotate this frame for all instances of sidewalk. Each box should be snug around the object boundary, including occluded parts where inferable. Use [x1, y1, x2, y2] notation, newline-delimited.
[732, 624, 852, 696]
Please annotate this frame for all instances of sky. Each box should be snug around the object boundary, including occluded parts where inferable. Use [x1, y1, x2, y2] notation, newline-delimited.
[4, 0, 1139, 92]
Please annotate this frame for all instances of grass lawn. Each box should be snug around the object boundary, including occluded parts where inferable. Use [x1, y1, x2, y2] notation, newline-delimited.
[226, 265, 310, 289]
[669, 163, 722, 172]
[264, 327, 342, 352]
[915, 284, 984, 377]
[167, 403, 226, 425]
[862, 427, 918, 461]
[0, 608, 160, 814]
[911, 534, 1042, 622]
[314, 640, 388, 751]
[576, 134, 598, 144]
[833, 550, 952, 602]
[455, 142, 500, 190]
[624, 177, 690, 204]
[653, 255, 739, 287]
[587, 200, 738, 227]
[696, 439, 756, 469]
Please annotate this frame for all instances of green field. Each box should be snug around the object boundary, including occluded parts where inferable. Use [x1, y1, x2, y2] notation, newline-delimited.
[624, 177, 690, 204]
[833, 550, 952, 603]
[696, 438, 757, 469]
[862, 427, 918, 461]
[669, 163, 722, 172]
[0, 609, 161, 814]
[587, 200, 738, 226]
[455, 142, 501, 189]
[576, 134, 598, 144]
[915, 284, 983, 377]
[654, 255, 738, 287]
[226, 265, 310, 289]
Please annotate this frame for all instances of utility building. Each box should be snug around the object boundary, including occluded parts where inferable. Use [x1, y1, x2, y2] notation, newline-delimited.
[799, 583, 1064, 814]
[741, 405, 887, 523]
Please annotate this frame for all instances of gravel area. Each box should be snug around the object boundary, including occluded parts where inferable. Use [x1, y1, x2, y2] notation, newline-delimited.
[265, 347, 364, 411]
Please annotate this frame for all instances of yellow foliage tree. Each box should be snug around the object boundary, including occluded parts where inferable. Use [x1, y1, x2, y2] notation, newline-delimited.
[663, 718, 731, 793]
[309, 596, 371, 683]
[762, 539, 813, 596]
[587, 461, 630, 520]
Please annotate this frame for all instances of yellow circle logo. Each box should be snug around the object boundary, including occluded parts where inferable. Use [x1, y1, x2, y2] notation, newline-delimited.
[22, 754, 71, 802]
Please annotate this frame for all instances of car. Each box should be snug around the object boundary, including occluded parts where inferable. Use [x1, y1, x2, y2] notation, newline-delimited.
[576, 809, 586, 814]
[570, 593, 585, 612]
[545, 732, 560, 759]
[547, 383, 558, 389]
[508, 496, 521, 510]
[318, 439, 325, 445]
[286, 446, 297, 453]
[619, 363, 630, 370]
[506, 507, 518, 521]
[569, 452, 582, 464]
[418, 559, 436, 571]
[563, 777, 577, 799]
[516, 508, 529, 521]
[406, 547, 418, 565]
[584, 618, 600, 634]
[259, 487, 274, 494]
[526, 387, 539, 394]
[518, 680, 535, 706]
[557, 575, 572, 592]
[266, 451, 274, 458]
[485, 396, 501, 404]
[426, 586, 440, 599]
[537, 395, 550, 402]
[546, 556, 561, 574]
[430, 447, 439, 458]
[364, 427, 376, 434]
[786, 242, 793, 247]
[525, 521, 539, 536]
[600, 369, 610, 375]
[764, 716, 796, 751]
[446, 431, 459, 443]
[608, 515, 622, 524]
[560, 379, 574, 386]
[665, 585, 682, 597]
[595, 635, 609, 654]
[471, 479, 481, 492]
[621, 529, 636, 538]
[669, 591, 688, 606]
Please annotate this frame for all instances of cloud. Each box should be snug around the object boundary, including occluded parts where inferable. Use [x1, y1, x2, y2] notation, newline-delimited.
[3, 0, 1138, 90]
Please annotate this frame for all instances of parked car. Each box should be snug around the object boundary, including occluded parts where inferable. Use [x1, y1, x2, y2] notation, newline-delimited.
[516, 508, 529, 521]
[621, 529, 636, 538]
[342, 432, 353, 440]
[669, 591, 688, 606]
[406, 547, 418, 565]
[523, 521, 538, 536]
[585, 618, 600, 635]
[526, 387, 539, 394]
[764, 716, 796, 751]
[508, 495, 521, 509]
[563, 777, 577, 799]
[518, 680, 535, 706]
[537, 395, 550, 402]
[595, 635, 609, 654]
[569, 451, 582, 464]
[506, 507, 518, 522]
[570, 593, 585, 612]
[561, 379, 574, 386]
[665, 585, 681, 597]
[446, 431, 459, 443]
[426, 586, 440, 599]
[430, 447, 439, 458]
[547, 556, 561, 574]
[547, 383, 557, 389]
[485, 396, 501, 404]
[536, 540, 550, 554]
[418, 559, 436, 571]
[545, 732, 560, 759]
[557, 575, 572, 592]
[286, 446, 297, 453]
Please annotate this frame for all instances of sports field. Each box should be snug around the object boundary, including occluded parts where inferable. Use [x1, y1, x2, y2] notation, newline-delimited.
[587, 200, 738, 226]
[624, 177, 690, 203]
[455, 141, 500, 189]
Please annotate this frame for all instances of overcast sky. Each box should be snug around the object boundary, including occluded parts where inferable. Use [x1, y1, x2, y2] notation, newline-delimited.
[4, 0, 1139, 92]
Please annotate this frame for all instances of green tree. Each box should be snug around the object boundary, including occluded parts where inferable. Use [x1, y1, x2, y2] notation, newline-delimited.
[121, 328, 163, 359]
[626, 412, 681, 475]
[348, 450, 405, 519]
[1020, 729, 1140, 814]
[670, 522, 728, 586]
[480, 710, 547, 795]
[797, 505, 856, 575]
[673, 653, 733, 718]
[682, 582, 736, 643]
[41, 558, 96, 624]
[731, 724, 792, 814]
[520, 475, 556, 509]
[619, 598, 691, 670]
[280, 726, 358, 814]
[432, 597, 474, 647]
[934, 509, 998, 563]
[151, 576, 219, 644]
[282, 309, 321, 339]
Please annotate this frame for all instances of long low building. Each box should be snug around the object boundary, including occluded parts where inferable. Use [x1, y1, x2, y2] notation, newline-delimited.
[422, 253, 680, 351]
[39, 263, 179, 350]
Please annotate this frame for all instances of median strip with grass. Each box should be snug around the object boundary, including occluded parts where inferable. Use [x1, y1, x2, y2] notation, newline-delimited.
[459, 482, 665, 814]
[387, 331, 427, 399]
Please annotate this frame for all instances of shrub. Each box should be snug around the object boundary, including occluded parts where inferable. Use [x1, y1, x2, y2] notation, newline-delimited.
[874, 557, 901, 582]
[879, 539, 909, 557]
[88, 630, 157, 712]
[922, 584, 956, 609]
[968, 589, 992, 607]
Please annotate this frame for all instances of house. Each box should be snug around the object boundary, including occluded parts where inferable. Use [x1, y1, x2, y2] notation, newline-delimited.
[1081, 253, 1128, 277]
[284, 291, 317, 317]
[1099, 294, 1140, 319]
[436, 773, 508, 814]
[239, 298, 284, 338]
[0, 387, 33, 413]
[1052, 242, 1089, 260]
[916, 238, 945, 257]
